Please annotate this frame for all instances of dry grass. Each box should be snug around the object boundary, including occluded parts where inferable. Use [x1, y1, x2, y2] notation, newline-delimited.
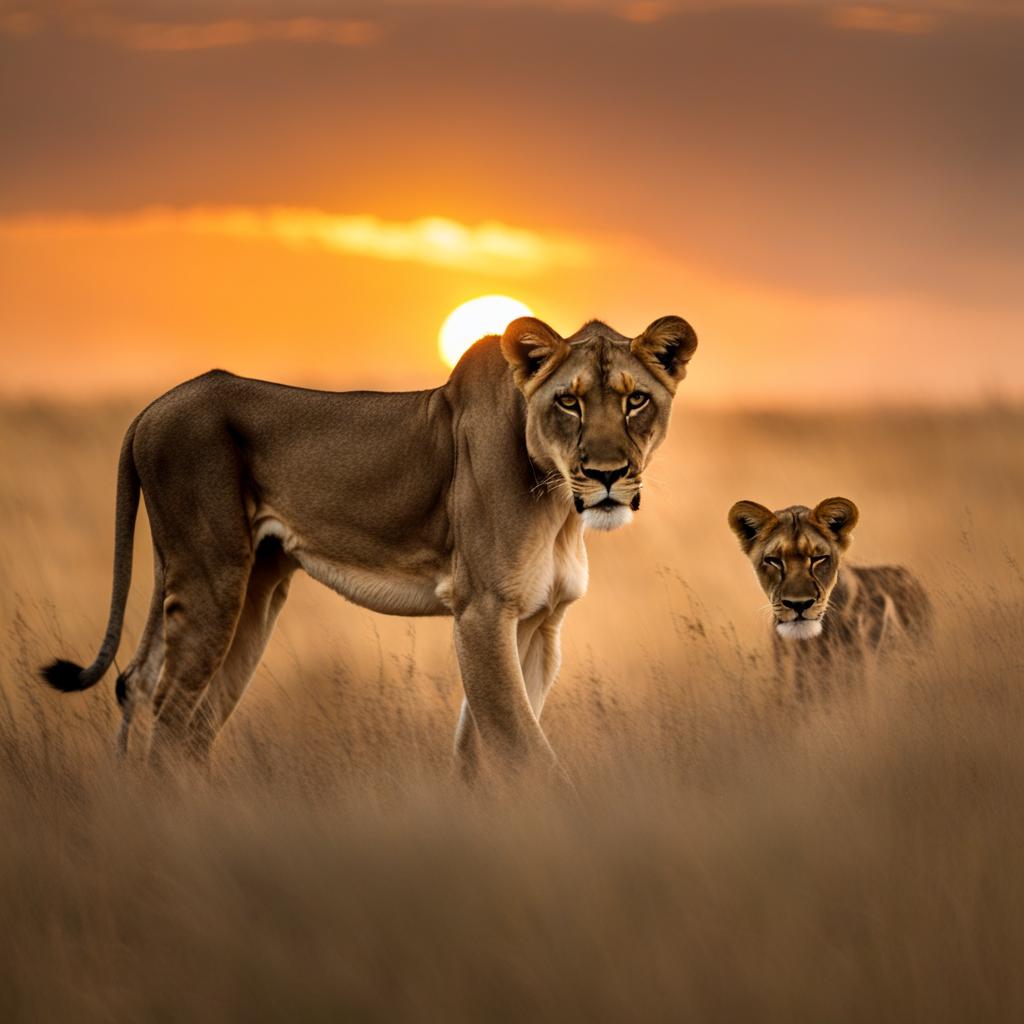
[1, 399, 1023, 1022]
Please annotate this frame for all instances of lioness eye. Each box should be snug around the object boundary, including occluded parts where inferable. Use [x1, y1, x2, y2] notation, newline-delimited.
[811, 555, 830, 566]
[626, 392, 650, 411]
[556, 394, 580, 412]
[764, 556, 783, 569]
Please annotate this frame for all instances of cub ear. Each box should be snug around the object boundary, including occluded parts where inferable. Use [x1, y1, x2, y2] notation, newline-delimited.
[631, 315, 698, 392]
[500, 317, 570, 395]
[728, 501, 778, 553]
[813, 497, 859, 549]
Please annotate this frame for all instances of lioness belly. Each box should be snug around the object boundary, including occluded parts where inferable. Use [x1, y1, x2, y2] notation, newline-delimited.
[253, 516, 450, 617]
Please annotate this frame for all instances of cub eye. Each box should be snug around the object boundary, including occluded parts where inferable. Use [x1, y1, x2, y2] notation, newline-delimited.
[764, 556, 783, 569]
[556, 394, 580, 412]
[626, 392, 650, 412]
[811, 555, 830, 567]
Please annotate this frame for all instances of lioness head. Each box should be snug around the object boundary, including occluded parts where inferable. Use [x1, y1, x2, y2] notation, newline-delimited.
[501, 315, 697, 531]
[727, 497, 859, 640]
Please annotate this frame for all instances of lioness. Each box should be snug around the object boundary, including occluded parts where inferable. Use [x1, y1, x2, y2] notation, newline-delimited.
[42, 315, 697, 780]
[728, 497, 932, 699]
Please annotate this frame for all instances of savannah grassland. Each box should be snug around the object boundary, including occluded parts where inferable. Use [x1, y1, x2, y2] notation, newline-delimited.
[1, 398, 1023, 1023]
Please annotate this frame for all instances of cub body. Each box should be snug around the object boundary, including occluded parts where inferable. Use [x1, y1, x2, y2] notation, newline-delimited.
[728, 497, 932, 699]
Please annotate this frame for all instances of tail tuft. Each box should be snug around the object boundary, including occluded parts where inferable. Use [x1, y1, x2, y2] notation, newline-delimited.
[40, 659, 90, 692]
[115, 669, 129, 708]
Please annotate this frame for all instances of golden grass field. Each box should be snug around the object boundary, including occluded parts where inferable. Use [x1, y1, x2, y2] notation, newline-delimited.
[1, 397, 1023, 1021]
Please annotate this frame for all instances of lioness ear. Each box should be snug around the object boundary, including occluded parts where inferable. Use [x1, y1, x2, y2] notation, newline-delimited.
[631, 315, 698, 392]
[813, 497, 859, 549]
[500, 317, 570, 395]
[728, 501, 778, 553]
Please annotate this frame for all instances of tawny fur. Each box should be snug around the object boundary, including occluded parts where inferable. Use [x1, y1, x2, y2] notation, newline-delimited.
[42, 315, 697, 783]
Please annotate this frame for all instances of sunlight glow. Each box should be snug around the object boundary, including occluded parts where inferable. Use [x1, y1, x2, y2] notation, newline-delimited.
[438, 296, 533, 369]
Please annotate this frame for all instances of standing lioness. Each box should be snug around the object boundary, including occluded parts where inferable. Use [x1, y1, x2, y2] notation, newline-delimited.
[42, 315, 697, 781]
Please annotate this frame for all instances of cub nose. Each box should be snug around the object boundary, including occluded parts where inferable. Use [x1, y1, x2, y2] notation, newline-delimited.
[781, 598, 815, 615]
[582, 465, 629, 491]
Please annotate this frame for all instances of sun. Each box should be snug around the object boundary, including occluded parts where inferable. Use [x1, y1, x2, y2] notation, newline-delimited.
[438, 295, 533, 368]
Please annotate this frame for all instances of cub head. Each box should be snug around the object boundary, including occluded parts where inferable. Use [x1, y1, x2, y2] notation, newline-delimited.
[727, 497, 859, 640]
[501, 315, 697, 531]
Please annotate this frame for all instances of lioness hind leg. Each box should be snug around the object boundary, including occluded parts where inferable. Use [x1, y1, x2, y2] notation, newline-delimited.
[188, 540, 297, 759]
[116, 549, 166, 759]
[132, 416, 256, 768]
[149, 557, 251, 769]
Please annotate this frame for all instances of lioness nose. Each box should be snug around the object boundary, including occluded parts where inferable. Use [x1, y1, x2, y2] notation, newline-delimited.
[782, 598, 815, 614]
[582, 465, 629, 491]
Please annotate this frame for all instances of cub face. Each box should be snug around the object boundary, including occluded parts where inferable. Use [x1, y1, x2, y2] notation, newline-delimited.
[501, 315, 697, 531]
[728, 497, 859, 640]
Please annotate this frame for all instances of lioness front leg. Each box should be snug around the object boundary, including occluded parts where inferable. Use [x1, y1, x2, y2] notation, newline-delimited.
[453, 605, 567, 783]
[452, 701, 481, 783]
[453, 596, 560, 783]
[519, 606, 567, 717]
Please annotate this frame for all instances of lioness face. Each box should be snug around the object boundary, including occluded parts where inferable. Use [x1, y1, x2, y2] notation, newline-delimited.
[502, 316, 698, 531]
[728, 497, 859, 640]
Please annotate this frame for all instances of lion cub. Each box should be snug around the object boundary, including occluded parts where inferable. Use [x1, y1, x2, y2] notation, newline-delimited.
[728, 497, 932, 698]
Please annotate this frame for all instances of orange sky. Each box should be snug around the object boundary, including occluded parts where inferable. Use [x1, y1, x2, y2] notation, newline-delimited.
[1, 0, 1022, 406]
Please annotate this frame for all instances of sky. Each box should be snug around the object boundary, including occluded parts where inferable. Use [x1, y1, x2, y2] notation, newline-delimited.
[1, 0, 1022, 406]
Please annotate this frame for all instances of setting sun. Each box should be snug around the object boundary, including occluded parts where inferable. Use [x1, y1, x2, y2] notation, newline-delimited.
[438, 295, 533, 369]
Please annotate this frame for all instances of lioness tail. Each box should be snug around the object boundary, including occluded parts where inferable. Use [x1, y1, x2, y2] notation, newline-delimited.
[40, 416, 142, 693]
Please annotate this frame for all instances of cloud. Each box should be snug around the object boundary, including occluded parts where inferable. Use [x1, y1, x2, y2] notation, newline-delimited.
[829, 5, 938, 34]
[2, 1, 1020, 50]
[72, 14, 380, 50]
[2, 1, 1020, 303]
[0, 8, 380, 49]
[617, 2, 675, 23]
[0, 207, 591, 275]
